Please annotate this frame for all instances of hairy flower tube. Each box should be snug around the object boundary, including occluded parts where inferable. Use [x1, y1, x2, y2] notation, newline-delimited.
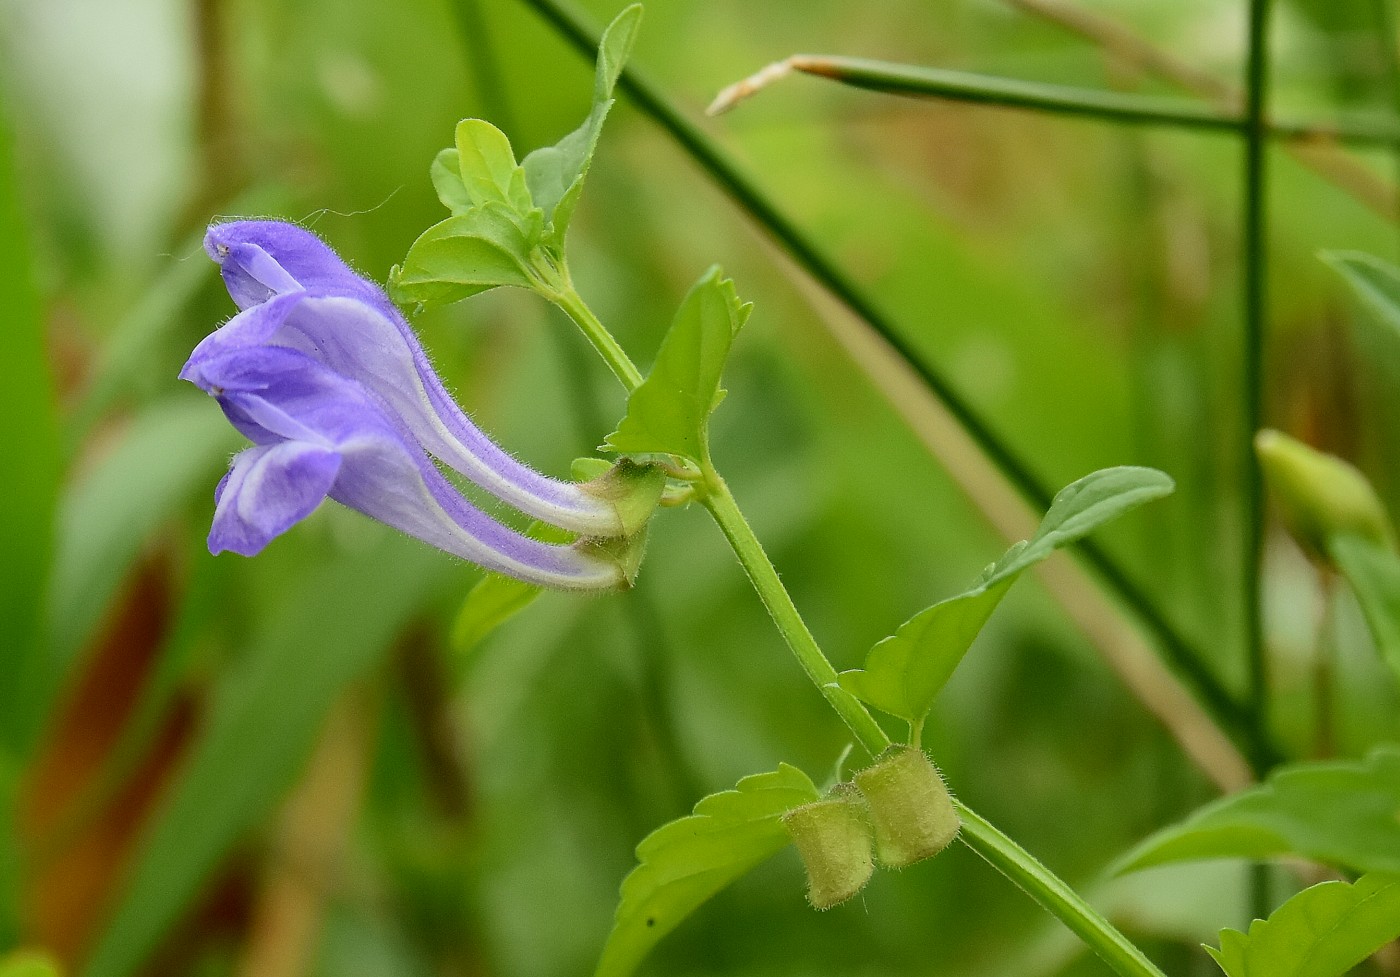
[180, 343, 636, 590]
[192, 219, 657, 538]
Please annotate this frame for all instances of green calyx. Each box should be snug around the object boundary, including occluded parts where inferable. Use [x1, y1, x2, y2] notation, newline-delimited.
[781, 785, 875, 909]
[852, 746, 960, 869]
[1255, 429, 1395, 561]
[580, 459, 667, 538]
[577, 528, 650, 590]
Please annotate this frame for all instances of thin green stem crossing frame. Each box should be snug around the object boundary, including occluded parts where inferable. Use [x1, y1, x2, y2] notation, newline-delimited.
[510, 211, 1174, 977]
[711, 54, 1400, 147]
[1241, 0, 1272, 772]
[501, 0, 1284, 772]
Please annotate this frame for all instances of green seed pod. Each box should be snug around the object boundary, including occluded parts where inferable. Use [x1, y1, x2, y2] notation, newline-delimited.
[781, 785, 874, 909]
[853, 746, 960, 869]
[1255, 429, 1395, 561]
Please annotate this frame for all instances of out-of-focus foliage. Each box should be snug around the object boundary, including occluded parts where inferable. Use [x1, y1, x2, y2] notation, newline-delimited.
[1118, 746, 1400, 875]
[2, 0, 1400, 975]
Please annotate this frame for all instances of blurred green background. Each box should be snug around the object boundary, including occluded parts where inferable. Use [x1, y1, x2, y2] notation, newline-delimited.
[3, 0, 1400, 974]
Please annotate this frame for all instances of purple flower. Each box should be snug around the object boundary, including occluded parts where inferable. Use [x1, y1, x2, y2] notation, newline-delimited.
[180, 343, 632, 590]
[191, 219, 646, 537]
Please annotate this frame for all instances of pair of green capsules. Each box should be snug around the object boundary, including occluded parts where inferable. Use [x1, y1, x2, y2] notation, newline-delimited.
[782, 746, 959, 908]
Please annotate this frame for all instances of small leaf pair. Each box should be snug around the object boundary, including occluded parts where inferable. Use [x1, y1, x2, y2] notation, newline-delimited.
[838, 466, 1175, 731]
[393, 5, 643, 306]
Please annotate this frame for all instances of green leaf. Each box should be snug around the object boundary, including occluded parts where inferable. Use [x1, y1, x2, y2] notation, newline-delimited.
[1117, 746, 1400, 876]
[522, 4, 643, 245]
[430, 148, 474, 215]
[451, 573, 542, 662]
[0, 109, 62, 758]
[1207, 874, 1400, 977]
[48, 397, 242, 683]
[603, 267, 752, 464]
[1329, 534, 1400, 685]
[450, 523, 572, 663]
[596, 763, 819, 977]
[0, 951, 62, 977]
[1323, 251, 1400, 338]
[839, 467, 1174, 724]
[0, 757, 19, 947]
[454, 118, 533, 215]
[82, 536, 456, 977]
[391, 206, 541, 307]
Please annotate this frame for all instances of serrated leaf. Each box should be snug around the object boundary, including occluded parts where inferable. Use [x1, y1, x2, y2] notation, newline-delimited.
[1117, 746, 1400, 876]
[522, 4, 642, 246]
[1329, 533, 1400, 685]
[603, 267, 751, 464]
[839, 467, 1174, 724]
[1206, 874, 1400, 977]
[596, 763, 819, 977]
[430, 148, 473, 215]
[392, 206, 540, 306]
[454, 119, 533, 215]
[1323, 251, 1400, 337]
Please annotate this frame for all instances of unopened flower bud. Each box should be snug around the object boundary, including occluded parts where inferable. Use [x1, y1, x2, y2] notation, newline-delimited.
[781, 785, 874, 909]
[1255, 429, 1395, 561]
[853, 746, 959, 869]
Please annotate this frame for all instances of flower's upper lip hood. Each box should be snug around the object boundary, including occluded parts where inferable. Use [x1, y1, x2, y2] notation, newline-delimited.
[204, 219, 397, 318]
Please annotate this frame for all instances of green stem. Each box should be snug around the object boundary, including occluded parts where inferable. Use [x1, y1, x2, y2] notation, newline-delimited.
[538, 243, 1170, 977]
[512, 0, 1280, 774]
[718, 54, 1400, 147]
[954, 803, 1170, 977]
[1241, 0, 1272, 772]
[551, 280, 645, 391]
[747, 56, 1235, 133]
[1369, 0, 1400, 246]
[1242, 0, 1274, 926]
[699, 469, 892, 755]
[702, 469, 1166, 977]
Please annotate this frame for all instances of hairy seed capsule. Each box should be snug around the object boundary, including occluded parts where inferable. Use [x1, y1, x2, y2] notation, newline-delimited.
[853, 746, 960, 869]
[781, 785, 874, 909]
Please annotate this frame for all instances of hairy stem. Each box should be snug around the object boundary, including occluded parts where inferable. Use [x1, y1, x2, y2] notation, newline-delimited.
[701, 467, 1168, 977]
[550, 280, 645, 391]
[955, 803, 1170, 977]
[712, 54, 1400, 147]
[526, 165, 1171, 977]
[698, 467, 892, 756]
[511, 0, 1277, 775]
